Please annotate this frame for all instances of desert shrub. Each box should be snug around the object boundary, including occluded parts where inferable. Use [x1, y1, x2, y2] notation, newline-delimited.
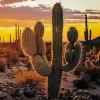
[73, 78, 89, 89]
[0, 57, 7, 72]
[6, 48, 19, 63]
[84, 67, 100, 84]
[15, 70, 46, 87]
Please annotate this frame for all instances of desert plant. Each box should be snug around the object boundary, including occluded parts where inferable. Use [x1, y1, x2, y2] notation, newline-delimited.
[15, 70, 46, 87]
[21, 3, 81, 99]
[0, 57, 7, 72]
[83, 14, 92, 62]
[6, 48, 19, 63]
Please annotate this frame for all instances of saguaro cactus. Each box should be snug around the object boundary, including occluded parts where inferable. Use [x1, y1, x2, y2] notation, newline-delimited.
[21, 3, 81, 99]
[9, 34, 11, 43]
[0, 36, 1, 42]
[83, 14, 92, 61]
[15, 24, 18, 41]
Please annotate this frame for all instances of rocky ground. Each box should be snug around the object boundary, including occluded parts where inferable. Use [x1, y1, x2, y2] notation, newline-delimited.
[0, 57, 100, 100]
[0, 70, 100, 100]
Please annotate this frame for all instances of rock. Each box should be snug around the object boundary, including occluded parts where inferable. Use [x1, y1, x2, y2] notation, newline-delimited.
[24, 87, 36, 98]
[73, 78, 88, 89]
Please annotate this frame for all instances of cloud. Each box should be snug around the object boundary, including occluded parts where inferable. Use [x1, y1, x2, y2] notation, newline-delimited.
[0, 5, 51, 20]
[85, 9, 100, 14]
[0, 4, 99, 27]
[0, 0, 34, 5]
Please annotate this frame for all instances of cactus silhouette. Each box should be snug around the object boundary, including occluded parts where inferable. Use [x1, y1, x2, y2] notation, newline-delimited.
[21, 3, 81, 99]
[84, 14, 92, 61]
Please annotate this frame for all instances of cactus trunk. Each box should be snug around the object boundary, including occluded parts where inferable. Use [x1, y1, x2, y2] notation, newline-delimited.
[48, 3, 63, 99]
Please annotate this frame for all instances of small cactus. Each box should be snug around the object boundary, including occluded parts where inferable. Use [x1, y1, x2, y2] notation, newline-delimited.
[97, 53, 100, 62]
[93, 46, 97, 55]
[85, 60, 92, 68]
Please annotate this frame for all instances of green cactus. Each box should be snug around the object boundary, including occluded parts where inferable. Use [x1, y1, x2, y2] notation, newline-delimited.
[84, 14, 91, 43]
[21, 3, 81, 99]
[67, 27, 78, 44]
[9, 34, 11, 43]
[0, 36, 1, 42]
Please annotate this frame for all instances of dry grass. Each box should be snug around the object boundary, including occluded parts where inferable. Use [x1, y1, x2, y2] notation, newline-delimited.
[6, 48, 19, 63]
[0, 57, 7, 72]
[14, 70, 46, 87]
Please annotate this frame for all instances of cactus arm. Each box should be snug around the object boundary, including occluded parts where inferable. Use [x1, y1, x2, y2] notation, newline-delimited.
[62, 42, 81, 72]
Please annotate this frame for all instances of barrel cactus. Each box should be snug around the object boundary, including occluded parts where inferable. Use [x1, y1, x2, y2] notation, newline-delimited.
[21, 3, 81, 99]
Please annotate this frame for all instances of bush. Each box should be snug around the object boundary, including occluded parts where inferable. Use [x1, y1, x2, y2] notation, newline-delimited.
[15, 70, 46, 87]
[84, 67, 100, 83]
[6, 48, 19, 63]
[0, 57, 7, 72]
[73, 78, 89, 89]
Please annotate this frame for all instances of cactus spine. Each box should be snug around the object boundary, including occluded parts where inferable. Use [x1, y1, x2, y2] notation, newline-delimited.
[21, 3, 81, 99]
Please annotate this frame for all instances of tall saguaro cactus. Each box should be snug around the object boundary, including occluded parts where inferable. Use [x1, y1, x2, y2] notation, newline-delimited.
[83, 14, 92, 61]
[84, 14, 92, 43]
[15, 24, 18, 41]
[21, 3, 81, 99]
[9, 34, 11, 43]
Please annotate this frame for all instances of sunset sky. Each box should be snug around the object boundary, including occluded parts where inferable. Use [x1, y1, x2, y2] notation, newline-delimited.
[0, 0, 100, 42]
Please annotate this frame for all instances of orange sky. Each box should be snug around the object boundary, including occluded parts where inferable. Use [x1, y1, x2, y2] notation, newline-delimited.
[0, 0, 100, 42]
[0, 19, 100, 42]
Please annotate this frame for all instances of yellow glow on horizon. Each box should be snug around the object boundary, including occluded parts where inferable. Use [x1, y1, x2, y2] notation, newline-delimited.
[0, 19, 100, 42]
